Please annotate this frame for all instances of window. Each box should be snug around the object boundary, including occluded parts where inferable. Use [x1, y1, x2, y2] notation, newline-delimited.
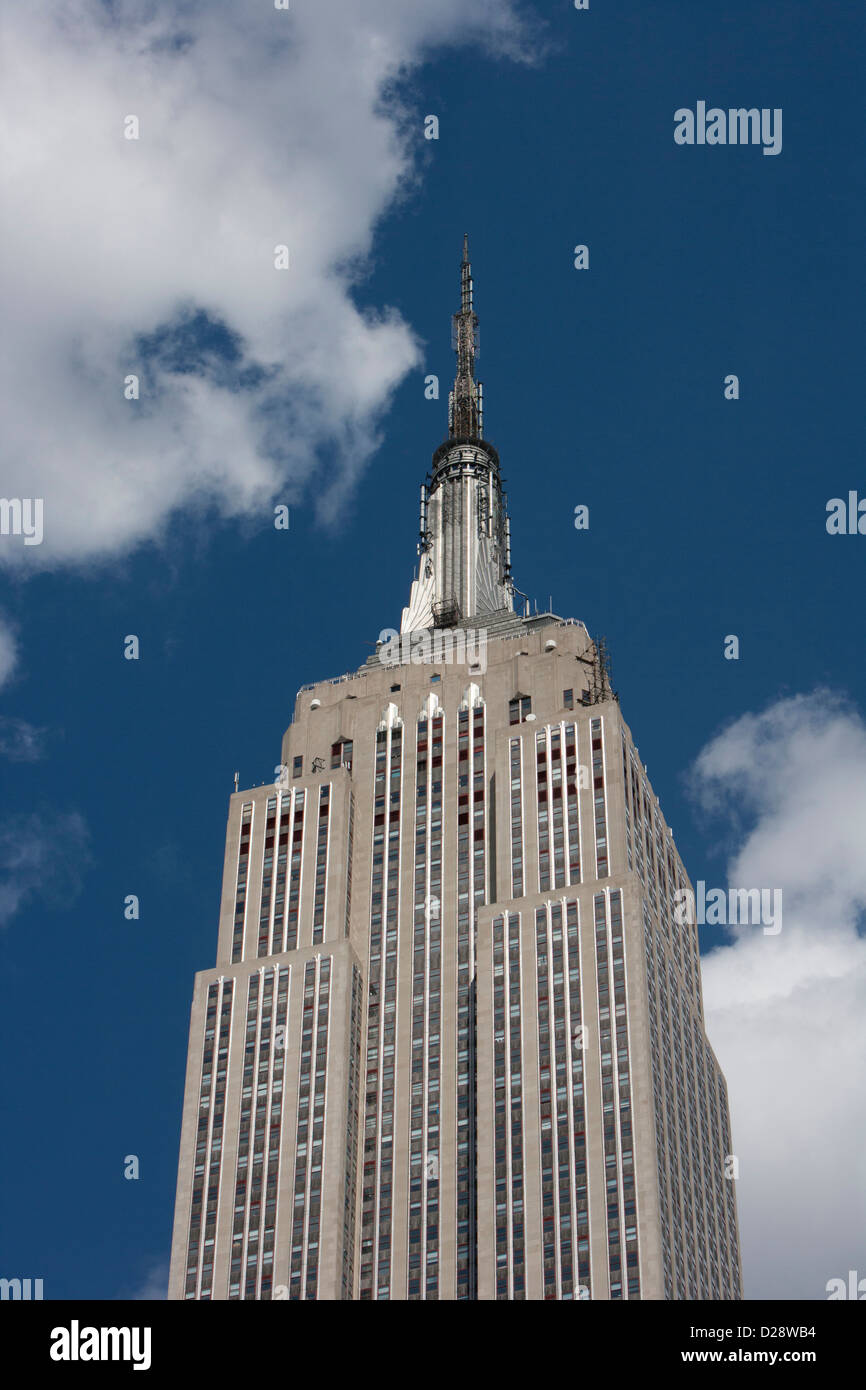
[563, 688, 574, 710]
[292, 756, 302, 778]
[509, 695, 531, 725]
[329, 740, 353, 772]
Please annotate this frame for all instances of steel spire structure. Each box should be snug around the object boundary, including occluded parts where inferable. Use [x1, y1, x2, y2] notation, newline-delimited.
[448, 234, 482, 440]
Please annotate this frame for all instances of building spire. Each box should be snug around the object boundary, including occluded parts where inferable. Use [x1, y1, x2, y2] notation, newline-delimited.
[449, 234, 482, 440]
[401, 237, 512, 632]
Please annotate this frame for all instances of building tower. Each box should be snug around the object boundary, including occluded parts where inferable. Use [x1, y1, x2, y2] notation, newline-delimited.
[168, 241, 743, 1301]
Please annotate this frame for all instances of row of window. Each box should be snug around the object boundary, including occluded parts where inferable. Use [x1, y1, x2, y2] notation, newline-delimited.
[185, 978, 234, 1299]
[535, 901, 591, 1299]
[360, 725, 404, 1299]
[229, 967, 288, 1300]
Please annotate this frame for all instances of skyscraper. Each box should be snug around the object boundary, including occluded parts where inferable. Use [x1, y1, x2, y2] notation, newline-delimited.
[168, 241, 743, 1302]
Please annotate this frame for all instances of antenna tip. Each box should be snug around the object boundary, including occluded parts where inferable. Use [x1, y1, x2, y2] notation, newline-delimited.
[462, 232, 469, 262]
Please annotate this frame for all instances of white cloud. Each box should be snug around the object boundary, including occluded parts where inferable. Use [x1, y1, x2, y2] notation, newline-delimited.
[0, 618, 17, 688]
[0, 0, 534, 570]
[694, 692, 866, 1299]
[0, 811, 90, 928]
[129, 1261, 169, 1301]
[0, 715, 47, 761]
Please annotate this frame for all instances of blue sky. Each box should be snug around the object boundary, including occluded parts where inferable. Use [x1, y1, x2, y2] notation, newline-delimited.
[1, 0, 864, 1300]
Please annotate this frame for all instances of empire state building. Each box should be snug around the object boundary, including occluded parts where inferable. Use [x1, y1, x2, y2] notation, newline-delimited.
[168, 240, 743, 1301]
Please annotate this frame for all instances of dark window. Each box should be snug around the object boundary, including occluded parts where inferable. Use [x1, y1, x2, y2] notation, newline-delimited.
[509, 695, 532, 725]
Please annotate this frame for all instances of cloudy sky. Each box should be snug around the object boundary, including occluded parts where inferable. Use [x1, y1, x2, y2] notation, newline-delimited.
[0, 0, 533, 579]
[696, 694, 866, 1300]
[0, 0, 863, 1301]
